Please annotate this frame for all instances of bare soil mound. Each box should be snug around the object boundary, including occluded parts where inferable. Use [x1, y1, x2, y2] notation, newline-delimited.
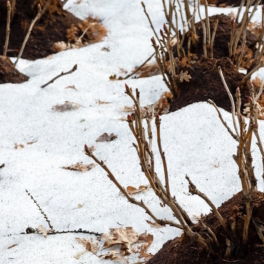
[202, 0, 264, 7]
[0, 0, 106, 60]
[174, 14, 258, 62]
[169, 56, 250, 113]
[0, 56, 28, 84]
[148, 191, 264, 264]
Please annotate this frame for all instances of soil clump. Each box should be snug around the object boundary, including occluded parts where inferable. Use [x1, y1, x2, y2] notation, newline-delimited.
[148, 191, 264, 264]
[0, 0, 106, 60]
[0, 56, 29, 84]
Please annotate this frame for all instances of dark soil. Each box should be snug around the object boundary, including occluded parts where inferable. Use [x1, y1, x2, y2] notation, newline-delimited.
[0, 55, 28, 84]
[0, 0, 102, 60]
[204, 0, 264, 7]
[174, 14, 258, 61]
[169, 56, 250, 113]
[148, 191, 264, 264]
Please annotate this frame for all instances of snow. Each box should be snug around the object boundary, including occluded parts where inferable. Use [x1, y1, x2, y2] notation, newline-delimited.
[1, 1, 264, 263]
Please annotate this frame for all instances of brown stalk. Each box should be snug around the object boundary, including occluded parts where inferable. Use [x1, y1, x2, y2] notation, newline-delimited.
[204, 0, 211, 46]
[85, 148, 183, 230]
[186, 175, 231, 238]
[236, 0, 246, 24]
[183, 0, 196, 35]
[236, 26, 246, 69]
[11, 0, 15, 19]
[14, 4, 42, 66]
[155, 114, 170, 198]
[3, 1, 11, 57]
[41, 64, 77, 88]
[218, 67, 239, 138]
[124, 52, 155, 80]
[207, 99, 239, 141]
[210, 18, 218, 58]
[254, 5, 264, 61]
[198, 0, 207, 57]
[242, 61, 264, 83]
[199, 219, 219, 246]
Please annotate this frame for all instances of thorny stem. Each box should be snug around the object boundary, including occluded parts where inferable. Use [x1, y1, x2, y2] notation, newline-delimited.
[3, 1, 11, 57]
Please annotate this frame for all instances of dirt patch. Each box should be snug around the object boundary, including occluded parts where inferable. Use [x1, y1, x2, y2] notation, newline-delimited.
[201, 0, 264, 7]
[174, 14, 258, 62]
[148, 191, 264, 264]
[0, 56, 29, 84]
[169, 56, 250, 113]
[0, 0, 106, 60]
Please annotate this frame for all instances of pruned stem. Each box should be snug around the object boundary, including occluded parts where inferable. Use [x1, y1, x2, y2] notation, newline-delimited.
[3, 1, 11, 57]
[14, 4, 42, 66]
[210, 18, 218, 59]
[186, 175, 232, 238]
[207, 99, 238, 141]
[218, 67, 240, 138]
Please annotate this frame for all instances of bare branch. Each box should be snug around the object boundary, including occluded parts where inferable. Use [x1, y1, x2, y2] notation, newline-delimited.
[14, 4, 42, 66]
[41, 64, 77, 88]
[3, 1, 11, 57]
[210, 18, 218, 58]
[218, 67, 240, 138]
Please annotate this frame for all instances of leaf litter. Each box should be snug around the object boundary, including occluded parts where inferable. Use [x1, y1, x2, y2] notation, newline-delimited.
[62, 162, 96, 172]
[96, 133, 117, 142]
[52, 101, 82, 112]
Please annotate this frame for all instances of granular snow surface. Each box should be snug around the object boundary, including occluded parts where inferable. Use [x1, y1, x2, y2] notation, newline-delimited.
[1, 1, 264, 263]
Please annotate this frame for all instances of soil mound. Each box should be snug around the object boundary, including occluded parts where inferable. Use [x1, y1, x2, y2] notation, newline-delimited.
[169, 56, 250, 113]
[0, 56, 28, 84]
[148, 191, 264, 264]
[0, 0, 106, 60]
[202, 0, 264, 7]
[174, 14, 258, 61]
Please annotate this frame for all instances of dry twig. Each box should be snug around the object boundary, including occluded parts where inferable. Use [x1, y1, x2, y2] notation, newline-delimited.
[3, 1, 11, 57]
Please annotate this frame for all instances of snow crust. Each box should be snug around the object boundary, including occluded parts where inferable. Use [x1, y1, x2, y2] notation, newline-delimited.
[1, 0, 264, 263]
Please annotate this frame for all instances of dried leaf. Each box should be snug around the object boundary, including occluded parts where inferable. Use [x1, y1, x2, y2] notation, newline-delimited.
[78, 203, 83, 208]
[109, 74, 123, 81]
[101, 227, 139, 255]
[96, 100, 111, 105]
[179, 70, 192, 83]
[96, 133, 117, 142]
[27, 140, 37, 145]
[66, 85, 78, 91]
[75, 237, 99, 254]
[52, 101, 81, 112]
[101, 47, 110, 52]
[146, 220, 164, 229]
[36, 225, 54, 238]
[121, 106, 135, 112]
[14, 143, 24, 149]
[133, 231, 154, 261]
[99, 250, 128, 263]
[62, 162, 96, 172]
[126, 185, 149, 195]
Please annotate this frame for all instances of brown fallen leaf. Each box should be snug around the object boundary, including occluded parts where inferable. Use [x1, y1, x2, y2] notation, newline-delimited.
[109, 74, 123, 81]
[96, 100, 111, 105]
[99, 250, 128, 263]
[101, 227, 139, 256]
[52, 101, 82, 112]
[27, 140, 37, 145]
[126, 185, 149, 195]
[133, 231, 154, 261]
[8, 244, 17, 249]
[75, 237, 99, 254]
[0, 163, 5, 169]
[179, 70, 192, 83]
[66, 85, 78, 91]
[101, 47, 110, 52]
[146, 220, 164, 228]
[96, 133, 117, 142]
[14, 143, 24, 149]
[62, 162, 96, 172]
[36, 225, 55, 238]
[121, 106, 135, 112]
